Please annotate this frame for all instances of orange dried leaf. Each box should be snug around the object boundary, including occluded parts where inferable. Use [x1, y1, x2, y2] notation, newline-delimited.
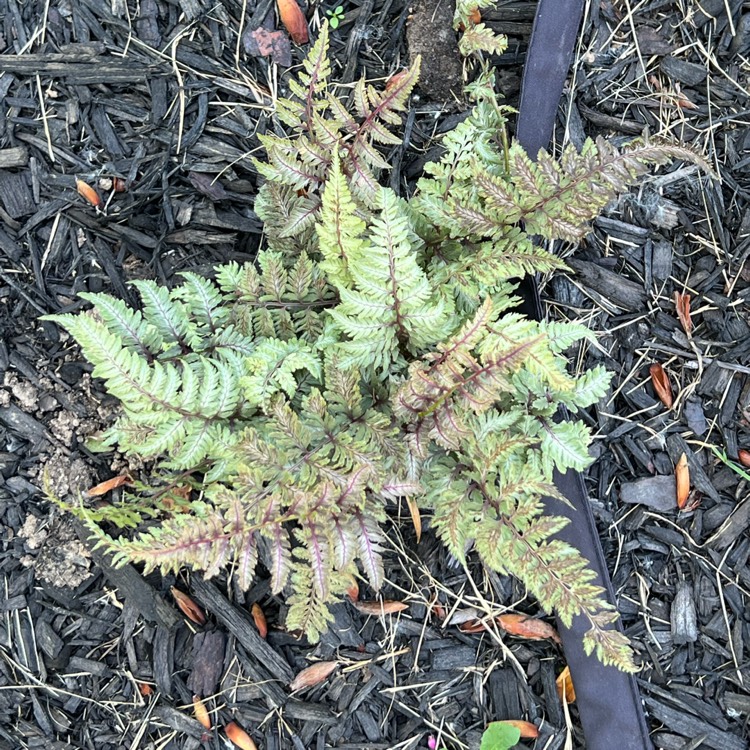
[346, 577, 359, 602]
[170, 586, 206, 625]
[85, 474, 131, 497]
[193, 695, 211, 730]
[406, 495, 422, 542]
[76, 179, 102, 208]
[649, 363, 673, 409]
[497, 613, 562, 645]
[468, 7, 482, 24]
[458, 618, 489, 634]
[225, 721, 258, 750]
[556, 665, 576, 704]
[289, 660, 338, 692]
[277, 0, 308, 44]
[675, 452, 690, 509]
[353, 600, 409, 616]
[674, 292, 692, 335]
[495, 720, 539, 739]
[138, 681, 153, 696]
[251, 603, 267, 639]
[739, 449, 750, 468]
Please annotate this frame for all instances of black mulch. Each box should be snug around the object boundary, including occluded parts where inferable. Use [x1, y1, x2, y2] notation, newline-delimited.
[0, 1, 748, 749]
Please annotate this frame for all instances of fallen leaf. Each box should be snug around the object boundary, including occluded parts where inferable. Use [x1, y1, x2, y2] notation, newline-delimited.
[458, 618, 490, 634]
[649, 363, 673, 408]
[251, 603, 267, 639]
[277, 0, 308, 44]
[85, 474, 131, 497]
[674, 291, 692, 335]
[468, 7, 482, 24]
[738, 449, 750, 468]
[480, 722, 521, 750]
[137, 681, 153, 697]
[497, 613, 561, 645]
[494, 720, 538, 739]
[289, 660, 338, 691]
[353, 600, 409, 616]
[225, 721, 258, 750]
[556, 665, 576, 704]
[242, 23, 292, 67]
[112, 176, 127, 192]
[76, 179, 102, 209]
[170, 587, 206, 625]
[193, 695, 211, 730]
[345, 576, 359, 602]
[675, 452, 690, 509]
[406, 495, 421, 542]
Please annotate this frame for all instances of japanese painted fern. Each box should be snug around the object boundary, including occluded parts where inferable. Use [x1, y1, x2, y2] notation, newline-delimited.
[47, 24, 705, 670]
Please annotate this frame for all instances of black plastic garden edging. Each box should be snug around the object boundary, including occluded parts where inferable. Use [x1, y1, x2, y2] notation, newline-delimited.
[515, 2, 654, 749]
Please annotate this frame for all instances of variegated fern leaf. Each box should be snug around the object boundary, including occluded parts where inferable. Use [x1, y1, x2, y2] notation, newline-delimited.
[45, 20, 709, 671]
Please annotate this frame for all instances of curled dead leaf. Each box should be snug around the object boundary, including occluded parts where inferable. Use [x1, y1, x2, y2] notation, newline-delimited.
[193, 695, 211, 730]
[406, 495, 422, 542]
[675, 452, 690, 509]
[495, 719, 539, 739]
[85, 474, 131, 497]
[289, 660, 338, 691]
[170, 587, 206, 625]
[251, 603, 267, 639]
[497, 613, 562, 644]
[458, 618, 489, 634]
[137, 681, 153, 697]
[225, 721, 258, 750]
[649, 363, 673, 409]
[346, 576, 359, 602]
[353, 600, 409, 616]
[277, 0, 308, 44]
[674, 291, 692, 335]
[556, 665, 576, 704]
[76, 179, 102, 208]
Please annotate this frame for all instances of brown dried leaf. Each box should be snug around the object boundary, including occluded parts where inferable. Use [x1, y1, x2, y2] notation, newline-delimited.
[251, 603, 267, 639]
[76, 179, 102, 208]
[225, 721, 258, 750]
[556, 665, 576, 704]
[674, 291, 692, 335]
[406, 496, 422, 542]
[277, 0, 308, 44]
[193, 695, 211, 730]
[353, 600, 409, 616]
[738, 449, 750, 468]
[649, 363, 673, 408]
[170, 587, 206, 625]
[345, 576, 359, 602]
[85, 474, 131, 497]
[497, 613, 562, 644]
[675, 452, 690, 509]
[496, 720, 539, 739]
[289, 661, 338, 692]
[242, 26, 292, 67]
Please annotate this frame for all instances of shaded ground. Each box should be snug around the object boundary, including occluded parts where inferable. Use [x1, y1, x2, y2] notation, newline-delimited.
[0, 1, 748, 749]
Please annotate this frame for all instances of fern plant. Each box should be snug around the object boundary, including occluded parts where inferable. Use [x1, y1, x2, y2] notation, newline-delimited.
[46, 24, 706, 669]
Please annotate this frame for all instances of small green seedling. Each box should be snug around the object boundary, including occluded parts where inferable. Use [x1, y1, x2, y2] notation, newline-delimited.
[480, 722, 521, 750]
[326, 5, 344, 29]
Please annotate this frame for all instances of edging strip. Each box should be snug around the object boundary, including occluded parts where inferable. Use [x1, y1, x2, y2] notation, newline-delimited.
[516, 3, 654, 749]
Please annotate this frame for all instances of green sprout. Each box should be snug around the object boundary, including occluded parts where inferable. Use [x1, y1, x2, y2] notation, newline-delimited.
[326, 5, 345, 29]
